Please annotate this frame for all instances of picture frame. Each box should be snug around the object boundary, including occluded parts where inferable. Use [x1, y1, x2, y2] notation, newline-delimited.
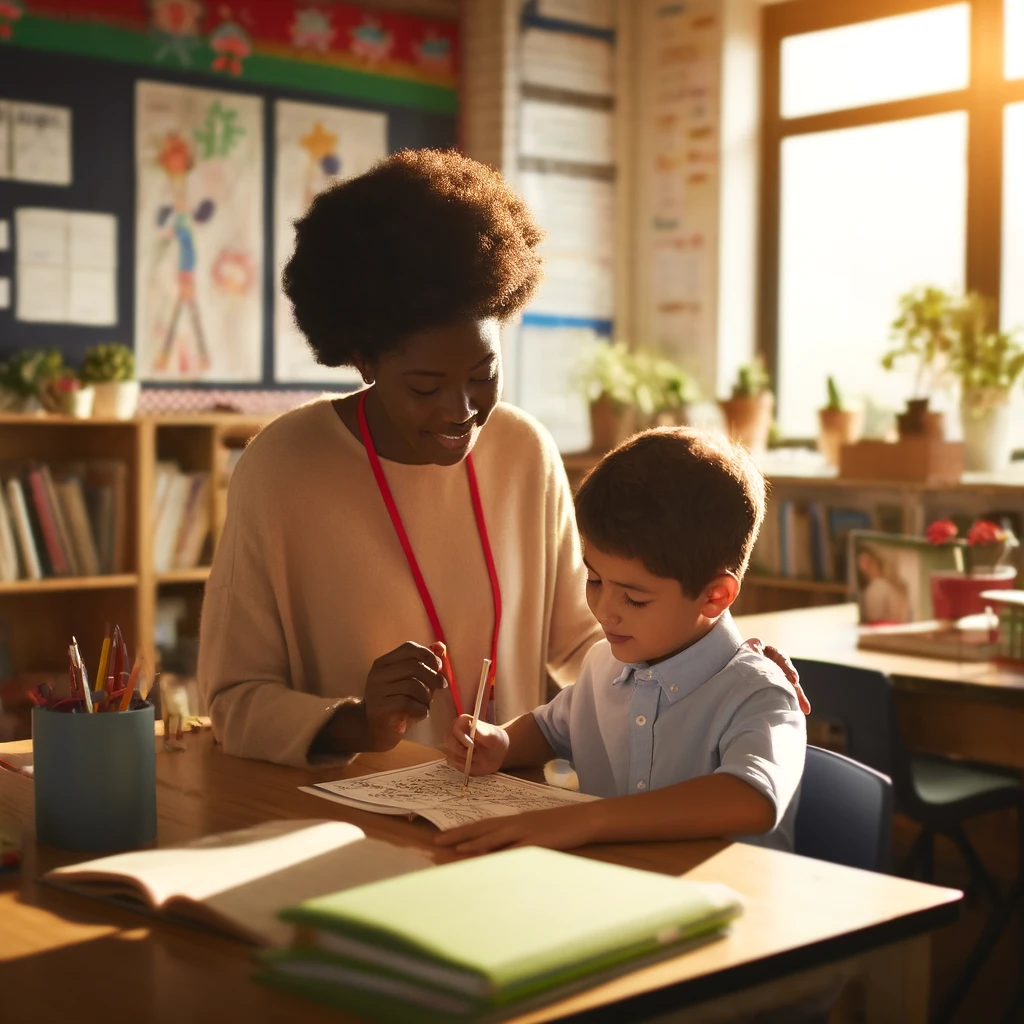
[847, 530, 962, 625]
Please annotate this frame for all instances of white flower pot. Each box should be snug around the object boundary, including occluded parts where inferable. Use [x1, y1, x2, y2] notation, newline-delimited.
[63, 386, 95, 419]
[92, 380, 140, 420]
[960, 388, 1012, 473]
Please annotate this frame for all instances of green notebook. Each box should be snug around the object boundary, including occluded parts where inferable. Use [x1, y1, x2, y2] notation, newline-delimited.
[258, 847, 742, 1020]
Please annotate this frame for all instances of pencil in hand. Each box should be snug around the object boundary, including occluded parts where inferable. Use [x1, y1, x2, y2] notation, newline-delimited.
[461, 657, 491, 792]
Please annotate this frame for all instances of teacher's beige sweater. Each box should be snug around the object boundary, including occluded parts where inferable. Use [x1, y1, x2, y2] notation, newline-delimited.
[197, 399, 603, 767]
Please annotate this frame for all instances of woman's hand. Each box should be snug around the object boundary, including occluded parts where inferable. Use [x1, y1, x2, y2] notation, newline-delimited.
[362, 641, 445, 750]
[444, 715, 508, 776]
[435, 805, 597, 855]
[744, 638, 811, 715]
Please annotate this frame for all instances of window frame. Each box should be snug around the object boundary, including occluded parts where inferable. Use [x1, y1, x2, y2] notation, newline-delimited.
[759, 0, 1024, 433]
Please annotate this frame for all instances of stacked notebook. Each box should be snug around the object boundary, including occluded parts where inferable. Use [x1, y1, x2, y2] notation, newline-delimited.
[258, 847, 743, 1022]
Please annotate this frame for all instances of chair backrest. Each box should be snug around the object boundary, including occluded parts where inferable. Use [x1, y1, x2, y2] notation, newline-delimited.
[795, 745, 893, 872]
[791, 657, 917, 806]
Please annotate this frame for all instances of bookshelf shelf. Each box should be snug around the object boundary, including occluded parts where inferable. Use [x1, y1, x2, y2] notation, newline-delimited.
[0, 574, 139, 595]
[156, 567, 211, 585]
[745, 576, 849, 595]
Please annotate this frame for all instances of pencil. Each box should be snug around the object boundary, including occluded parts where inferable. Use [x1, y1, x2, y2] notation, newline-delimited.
[461, 658, 491, 792]
[118, 655, 143, 712]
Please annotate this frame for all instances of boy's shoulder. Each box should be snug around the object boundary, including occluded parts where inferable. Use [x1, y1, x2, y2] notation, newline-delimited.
[577, 639, 623, 687]
[712, 643, 802, 712]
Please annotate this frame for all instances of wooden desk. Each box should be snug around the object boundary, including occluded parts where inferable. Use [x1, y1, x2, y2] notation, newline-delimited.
[0, 733, 959, 1023]
[736, 602, 1024, 769]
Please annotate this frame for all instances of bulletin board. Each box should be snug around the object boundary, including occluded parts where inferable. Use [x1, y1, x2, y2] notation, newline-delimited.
[0, 35, 457, 388]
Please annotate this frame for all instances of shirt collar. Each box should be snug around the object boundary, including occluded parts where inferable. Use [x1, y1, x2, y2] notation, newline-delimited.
[611, 612, 744, 703]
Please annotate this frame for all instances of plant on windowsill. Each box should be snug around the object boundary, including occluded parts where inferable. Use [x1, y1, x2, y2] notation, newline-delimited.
[580, 341, 640, 453]
[882, 286, 955, 441]
[817, 375, 862, 468]
[925, 518, 1019, 621]
[634, 351, 700, 429]
[946, 292, 1024, 473]
[38, 372, 95, 419]
[719, 357, 774, 454]
[81, 343, 140, 420]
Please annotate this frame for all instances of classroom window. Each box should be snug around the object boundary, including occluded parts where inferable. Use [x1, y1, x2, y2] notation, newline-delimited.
[778, 114, 967, 438]
[763, 0, 1024, 440]
[780, 5, 970, 119]
[1007, 0, 1024, 78]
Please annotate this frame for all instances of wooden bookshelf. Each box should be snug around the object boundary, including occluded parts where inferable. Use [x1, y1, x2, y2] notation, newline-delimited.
[0, 413, 270, 684]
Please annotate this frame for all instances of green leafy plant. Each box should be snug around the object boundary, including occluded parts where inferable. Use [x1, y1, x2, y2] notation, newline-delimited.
[81, 343, 136, 384]
[729, 357, 771, 399]
[0, 349, 65, 399]
[824, 375, 843, 411]
[882, 286, 956, 396]
[582, 343, 697, 417]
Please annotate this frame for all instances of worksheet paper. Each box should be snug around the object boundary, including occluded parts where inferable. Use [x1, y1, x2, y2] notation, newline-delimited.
[11, 101, 72, 186]
[15, 208, 117, 325]
[521, 27, 614, 96]
[520, 100, 613, 166]
[303, 760, 597, 831]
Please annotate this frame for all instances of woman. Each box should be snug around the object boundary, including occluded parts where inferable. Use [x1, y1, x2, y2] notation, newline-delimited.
[198, 149, 803, 767]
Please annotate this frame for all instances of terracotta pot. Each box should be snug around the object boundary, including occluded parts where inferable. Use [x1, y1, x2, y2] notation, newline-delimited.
[930, 566, 1016, 621]
[719, 393, 774, 454]
[896, 398, 944, 440]
[817, 407, 862, 468]
[589, 395, 637, 454]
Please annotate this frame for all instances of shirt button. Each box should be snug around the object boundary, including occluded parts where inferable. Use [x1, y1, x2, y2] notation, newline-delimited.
[636, 781, 647, 790]
[635, 715, 646, 726]
[669, 685, 679, 693]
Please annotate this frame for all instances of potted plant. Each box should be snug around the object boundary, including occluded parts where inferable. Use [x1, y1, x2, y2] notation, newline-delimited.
[635, 351, 699, 428]
[946, 292, 1024, 472]
[719, 358, 773, 454]
[882, 286, 953, 439]
[926, 518, 1018, 621]
[39, 372, 95, 419]
[0, 349, 65, 414]
[81, 344, 139, 420]
[581, 342, 642, 453]
[817, 375, 861, 467]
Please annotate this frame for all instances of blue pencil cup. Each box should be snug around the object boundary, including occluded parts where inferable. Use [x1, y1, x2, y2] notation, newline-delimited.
[32, 702, 157, 852]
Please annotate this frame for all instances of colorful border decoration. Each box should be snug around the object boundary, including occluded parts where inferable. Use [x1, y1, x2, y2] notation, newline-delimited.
[2, 1, 458, 115]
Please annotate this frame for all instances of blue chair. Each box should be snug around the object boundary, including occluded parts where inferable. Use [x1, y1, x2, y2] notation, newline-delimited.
[792, 657, 1024, 1022]
[795, 745, 893, 873]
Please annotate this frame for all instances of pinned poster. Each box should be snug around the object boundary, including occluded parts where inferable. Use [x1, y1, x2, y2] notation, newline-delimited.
[135, 81, 264, 382]
[11, 102, 72, 186]
[520, 100, 613, 166]
[273, 99, 387, 383]
[521, 28, 614, 97]
[537, 0, 614, 30]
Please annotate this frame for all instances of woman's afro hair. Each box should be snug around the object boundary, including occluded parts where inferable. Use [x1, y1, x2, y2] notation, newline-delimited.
[282, 148, 544, 366]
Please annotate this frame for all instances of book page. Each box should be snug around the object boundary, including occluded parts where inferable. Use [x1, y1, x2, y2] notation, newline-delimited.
[47, 819, 434, 946]
[307, 761, 598, 831]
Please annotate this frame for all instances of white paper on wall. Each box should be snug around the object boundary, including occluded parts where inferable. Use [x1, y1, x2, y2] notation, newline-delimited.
[272, 99, 387, 384]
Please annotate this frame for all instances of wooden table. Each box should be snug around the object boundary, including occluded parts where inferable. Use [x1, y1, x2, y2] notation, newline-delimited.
[737, 602, 1024, 771]
[0, 732, 959, 1023]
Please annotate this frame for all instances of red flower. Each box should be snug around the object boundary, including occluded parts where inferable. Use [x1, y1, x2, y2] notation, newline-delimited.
[926, 519, 958, 545]
[967, 520, 1006, 546]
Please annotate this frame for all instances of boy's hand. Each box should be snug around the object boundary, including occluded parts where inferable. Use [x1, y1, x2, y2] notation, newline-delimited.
[435, 805, 597, 855]
[444, 716, 509, 775]
[744, 638, 811, 715]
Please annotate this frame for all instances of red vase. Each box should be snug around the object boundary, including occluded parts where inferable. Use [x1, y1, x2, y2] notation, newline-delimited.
[930, 567, 1017, 621]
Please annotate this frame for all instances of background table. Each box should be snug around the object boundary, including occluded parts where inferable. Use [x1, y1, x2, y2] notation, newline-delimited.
[736, 603, 1024, 771]
[0, 732, 959, 1023]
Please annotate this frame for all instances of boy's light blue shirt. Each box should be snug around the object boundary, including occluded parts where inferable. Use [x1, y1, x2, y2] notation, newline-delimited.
[532, 611, 806, 851]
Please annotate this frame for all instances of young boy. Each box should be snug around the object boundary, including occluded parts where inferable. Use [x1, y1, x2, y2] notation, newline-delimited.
[438, 427, 806, 855]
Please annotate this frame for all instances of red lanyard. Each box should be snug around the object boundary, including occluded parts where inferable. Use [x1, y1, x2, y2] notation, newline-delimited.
[357, 390, 501, 717]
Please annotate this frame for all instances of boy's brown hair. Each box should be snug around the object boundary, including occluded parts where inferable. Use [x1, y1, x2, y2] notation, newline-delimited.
[574, 427, 766, 599]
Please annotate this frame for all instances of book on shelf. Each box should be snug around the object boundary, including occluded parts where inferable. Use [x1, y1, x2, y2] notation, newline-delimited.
[152, 463, 211, 572]
[0, 460, 128, 582]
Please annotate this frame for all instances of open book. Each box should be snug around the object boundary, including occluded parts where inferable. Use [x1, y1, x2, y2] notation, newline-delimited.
[44, 819, 433, 946]
[302, 760, 598, 830]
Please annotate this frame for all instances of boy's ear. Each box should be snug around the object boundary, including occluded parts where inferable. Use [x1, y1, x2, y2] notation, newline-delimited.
[700, 573, 739, 618]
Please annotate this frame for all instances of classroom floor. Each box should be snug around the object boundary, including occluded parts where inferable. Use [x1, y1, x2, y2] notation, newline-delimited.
[893, 810, 1022, 1023]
